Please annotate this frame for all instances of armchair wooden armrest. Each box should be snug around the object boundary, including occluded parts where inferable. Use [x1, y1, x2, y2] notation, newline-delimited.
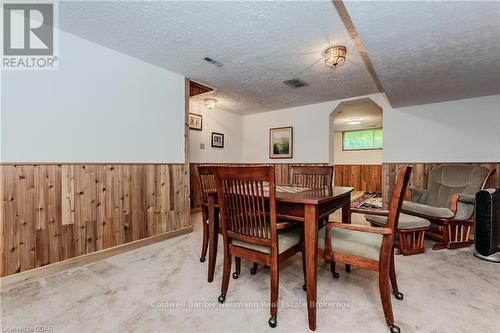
[448, 193, 476, 221]
[326, 221, 392, 235]
[350, 208, 390, 216]
[449, 194, 460, 215]
[405, 188, 412, 201]
[449, 193, 476, 212]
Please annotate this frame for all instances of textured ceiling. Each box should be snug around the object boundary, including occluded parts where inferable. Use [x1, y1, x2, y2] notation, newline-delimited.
[333, 99, 382, 131]
[344, 1, 500, 107]
[59, 1, 379, 114]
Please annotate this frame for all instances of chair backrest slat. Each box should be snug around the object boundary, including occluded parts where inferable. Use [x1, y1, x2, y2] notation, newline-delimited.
[291, 166, 333, 187]
[196, 166, 217, 205]
[215, 166, 276, 245]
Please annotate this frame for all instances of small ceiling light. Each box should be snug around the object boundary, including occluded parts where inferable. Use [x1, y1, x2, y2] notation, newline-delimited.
[324, 46, 347, 69]
[204, 98, 217, 110]
[347, 117, 361, 125]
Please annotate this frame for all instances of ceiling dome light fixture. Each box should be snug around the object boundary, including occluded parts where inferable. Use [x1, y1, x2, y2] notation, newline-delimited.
[347, 117, 361, 125]
[204, 98, 217, 110]
[324, 46, 347, 69]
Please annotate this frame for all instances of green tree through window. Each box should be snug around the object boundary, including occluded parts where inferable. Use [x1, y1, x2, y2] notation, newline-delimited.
[343, 128, 383, 150]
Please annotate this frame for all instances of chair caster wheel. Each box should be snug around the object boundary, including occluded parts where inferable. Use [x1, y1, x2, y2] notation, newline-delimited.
[218, 294, 226, 304]
[268, 315, 277, 328]
[250, 267, 257, 275]
[389, 324, 400, 333]
[200, 257, 205, 263]
[332, 272, 339, 279]
[393, 292, 404, 300]
[302, 284, 307, 291]
[232, 272, 239, 279]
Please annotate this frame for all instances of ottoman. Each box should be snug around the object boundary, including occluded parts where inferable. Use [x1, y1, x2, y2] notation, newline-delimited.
[365, 213, 431, 255]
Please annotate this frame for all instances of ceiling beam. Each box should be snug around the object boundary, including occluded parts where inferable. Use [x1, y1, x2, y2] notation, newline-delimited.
[332, 1, 384, 93]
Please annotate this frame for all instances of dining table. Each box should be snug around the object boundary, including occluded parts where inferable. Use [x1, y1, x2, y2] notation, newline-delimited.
[206, 184, 354, 331]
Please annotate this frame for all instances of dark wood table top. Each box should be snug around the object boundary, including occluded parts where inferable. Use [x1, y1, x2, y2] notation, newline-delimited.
[208, 185, 353, 205]
[272, 185, 353, 204]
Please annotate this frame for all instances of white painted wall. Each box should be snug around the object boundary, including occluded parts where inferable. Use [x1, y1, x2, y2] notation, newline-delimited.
[241, 100, 337, 163]
[1, 28, 185, 163]
[384, 95, 500, 162]
[3, 26, 496, 165]
[241, 93, 391, 163]
[189, 99, 242, 163]
[241, 93, 500, 164]
[333, 131, 383, 165]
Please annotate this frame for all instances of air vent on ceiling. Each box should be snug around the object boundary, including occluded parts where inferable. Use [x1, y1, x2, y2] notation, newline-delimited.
[203, 57, 224, 68]
[283, 78, 308, 88]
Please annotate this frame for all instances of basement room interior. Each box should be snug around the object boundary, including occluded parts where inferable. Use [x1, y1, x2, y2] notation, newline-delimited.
[1, 1, 499, 333]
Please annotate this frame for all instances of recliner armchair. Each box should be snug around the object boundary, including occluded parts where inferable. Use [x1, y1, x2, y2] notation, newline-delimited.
[402, 164, 495, 250]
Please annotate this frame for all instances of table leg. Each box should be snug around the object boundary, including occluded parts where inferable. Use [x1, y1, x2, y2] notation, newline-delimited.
[304, 204, 319, 331]
[207, 194, 219, 283]
[342, 192, 351, 224]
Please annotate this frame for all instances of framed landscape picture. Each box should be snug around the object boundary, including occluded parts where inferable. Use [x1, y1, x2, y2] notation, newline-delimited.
[189, 113, 202, 130]
[211, 132, 224, 148]
[269, 126, 293, 159]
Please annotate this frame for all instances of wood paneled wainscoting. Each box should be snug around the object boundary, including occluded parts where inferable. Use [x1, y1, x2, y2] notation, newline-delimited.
[189, 163, 328, 210]
[334, 164, 382, 193]
[382, 163, 500, 208]
[0, 164, 191, 278]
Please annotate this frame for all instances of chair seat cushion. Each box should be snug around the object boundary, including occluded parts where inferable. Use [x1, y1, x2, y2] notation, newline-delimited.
[232, 228, 301, 254]
[402, 201, 454, 219]
[317, 226, 382, 261]
[365, 213, 431, 230]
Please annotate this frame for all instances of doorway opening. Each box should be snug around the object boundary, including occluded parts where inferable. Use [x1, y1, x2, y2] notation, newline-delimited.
[328, 98, 383, 209]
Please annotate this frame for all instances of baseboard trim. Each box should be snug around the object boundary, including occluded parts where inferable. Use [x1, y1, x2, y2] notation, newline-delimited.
[0, 226, 193, 291]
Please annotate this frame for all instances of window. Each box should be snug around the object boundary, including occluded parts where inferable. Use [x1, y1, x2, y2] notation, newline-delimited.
[342, 128, 383, 151]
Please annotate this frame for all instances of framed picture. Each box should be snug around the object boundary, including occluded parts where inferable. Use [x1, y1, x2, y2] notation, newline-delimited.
[269, 126, 293, 159]
[211, 132, 224, 148]
[189, 113, 202, 130]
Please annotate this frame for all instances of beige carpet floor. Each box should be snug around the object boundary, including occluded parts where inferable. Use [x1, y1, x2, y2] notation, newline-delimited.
[1, 212, 499, 333]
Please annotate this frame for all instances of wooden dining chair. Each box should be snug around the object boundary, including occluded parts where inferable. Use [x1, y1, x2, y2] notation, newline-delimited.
[322, 165, 412, 333]
[290, 165, 333, 187]
[290, 165, 351, 271]
[214, 166, 305, 328]
[196, 165, 218, 263]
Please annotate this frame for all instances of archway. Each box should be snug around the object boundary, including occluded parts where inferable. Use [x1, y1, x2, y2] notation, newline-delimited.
[328, 98, 383, 194]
